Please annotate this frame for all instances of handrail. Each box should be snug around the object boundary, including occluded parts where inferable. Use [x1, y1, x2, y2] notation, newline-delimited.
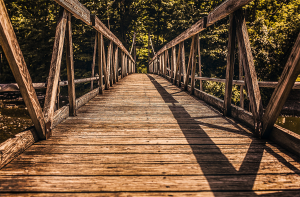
[149, 0, 300, 140]
[0, 0, 136, 141]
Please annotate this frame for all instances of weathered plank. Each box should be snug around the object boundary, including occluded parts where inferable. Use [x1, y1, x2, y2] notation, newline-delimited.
[190, 35, 198, 95]
[235, 9, 263, 136]
[224, 13, 237, 116]
[43, 8, 68, 124]
[65, 12, 76, 116]
[262, 32, 300, 138]
[0, 0, 46, 139]
[184, 36, 196, 91]
[54, 0, 91, 25]
[90, 33, 97, 90]
[207, 0, 254, 26]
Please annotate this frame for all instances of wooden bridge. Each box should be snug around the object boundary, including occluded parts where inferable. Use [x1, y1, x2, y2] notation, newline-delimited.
[1, 0, 300, 196]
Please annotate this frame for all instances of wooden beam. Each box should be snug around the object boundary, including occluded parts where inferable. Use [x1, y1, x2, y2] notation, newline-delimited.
[164, 51, 168, 78]
[235, 9, 263, 136]
[113, 47, 118, 84]
[98, 33, 103, 94]
[65, 12, 76, 116]
[190, 35, 198, 95]
[101, 36, 108, 89]
[43, 8, 68, 124]
[108, 41, 113, 87]
[0, 0, 46, 139]
[91, 33, 97, 90]
[173, 43, 182, 85]
[172, 47, 176, 82]
[53, 0, 91, 25]
[180, 42, 186, 87]
[207, 0, 253, 27]
[184, 36, 196, 91]
[224, 13, 237, 116]
[91, 15, 134, 62]
[239, 44, 244, 109]
[197, 36, 202, 91]
[262, 32, 300, 138]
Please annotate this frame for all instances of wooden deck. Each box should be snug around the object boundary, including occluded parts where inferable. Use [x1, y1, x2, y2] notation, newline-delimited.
[0, 74, 300, 196]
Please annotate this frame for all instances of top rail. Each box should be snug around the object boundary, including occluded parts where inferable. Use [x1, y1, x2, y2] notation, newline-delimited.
[150, 0, 254, 64]
[54, 0, 134, 62]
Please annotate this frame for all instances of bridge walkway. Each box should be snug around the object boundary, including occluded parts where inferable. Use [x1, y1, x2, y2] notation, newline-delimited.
[0, 74, 300, 196]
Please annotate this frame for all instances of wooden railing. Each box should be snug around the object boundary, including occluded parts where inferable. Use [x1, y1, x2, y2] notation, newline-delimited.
[0, 0, 136, 141]
[149, 0, 300, 143]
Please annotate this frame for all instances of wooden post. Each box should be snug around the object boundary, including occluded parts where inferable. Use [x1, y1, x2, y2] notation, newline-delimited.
[190, 35, 198, 95]
[262, 32, 300, 138]
[98, 33, 103, 94]
[113, 47, 118, 84]
[43, 8, 67, 124]
[172, 47, 176, 83]
[173, 44, 182, 85]
[134, 44, 136, 73]
[224, 13, 237, 116]
[164, 51, 168, 78]
[148, 31, 150, 73]
[0, 0, 46, 139]
[91, 33, 97, 90]
[184, 36, 196, 91]
[107, 41, 113, 88]
[235, 9, 263, 136]
[182, 41, 186, 86]
[121, 52, 124, 78]
[102, 37, 108, 90]
[239, 46, 244, 109]
[65, 12, 76, 116]
[198, 36, 202, 91]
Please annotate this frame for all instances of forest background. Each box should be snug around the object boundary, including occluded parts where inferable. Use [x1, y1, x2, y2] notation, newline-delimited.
[0, 0, 300, 108]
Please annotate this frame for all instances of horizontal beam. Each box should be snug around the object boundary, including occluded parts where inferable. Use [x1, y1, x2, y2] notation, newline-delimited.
[91, 15, 134, 62]
[53, 0, 91, 25]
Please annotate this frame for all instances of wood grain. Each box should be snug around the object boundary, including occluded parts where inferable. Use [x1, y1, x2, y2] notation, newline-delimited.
[54, 0, 91, 25]
[43, 8, 68, 124]
[262, 32, 300, 138]
[0, 0, 46, 139]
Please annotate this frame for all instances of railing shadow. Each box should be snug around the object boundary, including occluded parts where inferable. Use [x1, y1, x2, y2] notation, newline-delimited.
[147, 74, 300, 196]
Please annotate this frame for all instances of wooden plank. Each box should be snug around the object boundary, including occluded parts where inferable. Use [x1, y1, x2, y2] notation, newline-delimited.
[91, 33, 97, 90]
[43, 8, 68, 124]
[0, 128, 38, 169]
[106, 41, 112, 88]
[184, 36, 196, 91]
[65, 12, 76, 116]
[1, 174, 300, 192]
[190, 35, 198, 95]
[262, 32, 300, 137]
[207, 0, 254, 26]
[91, 15, 134, 62]
[235, 9, 263, 136]
[101, 36, 108, 89]
[171, 47, 176, 82]
[53, 0, 91, 25]
[224, 14, 236, 116]
[173, 44, 181, 85]
[239, 46, 244, 109]
[110, 42, 114, 86]
[0, 0, 46, 139]
[98, 33, 103, 94]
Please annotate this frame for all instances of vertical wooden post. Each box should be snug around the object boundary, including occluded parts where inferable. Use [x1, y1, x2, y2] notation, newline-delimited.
[235, 9, 263, 136]
[113, 47, 118, 84]
[107, 41, 112, 88]
[0, 0, 46, 139]
[224, 13, 237, 116]
[164, 51, 168, 78]
[98, 33, 103, 94]
[121, 52, 124, 78]
[43, 8, 67, 124]
[262, 32, 300, 138]
[134, 44, 136, 73]
[102, 38, 108, 90]
[174, 44, 182, 85]
[110, 43, 113, 86]
[91, 33, 97, 90]
[148, 31, 150, 73]
[198, 36, 202, 91]
[239, 48, 244, 109]
[172, 46, 176, 83]
[184, 36, 196, 91]
[190, 35, 198, 95]
[65, 12, 76, 116]
[182, 41, 186, 86]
